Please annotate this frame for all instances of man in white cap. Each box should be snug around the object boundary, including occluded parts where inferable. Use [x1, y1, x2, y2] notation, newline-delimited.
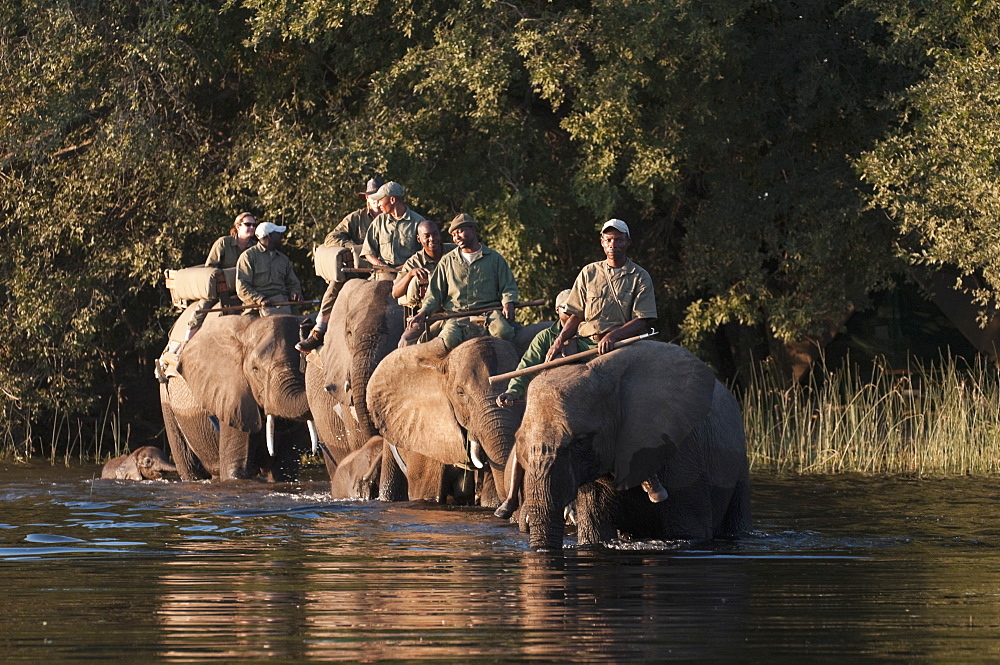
[236, 221, 303, 315]
[297, 177, 384, 352]
[545, 219, 656, 359]
[361, 181, 426, 272]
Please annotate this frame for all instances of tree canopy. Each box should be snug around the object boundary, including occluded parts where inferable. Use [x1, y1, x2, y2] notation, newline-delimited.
[0, 0, 994, 452]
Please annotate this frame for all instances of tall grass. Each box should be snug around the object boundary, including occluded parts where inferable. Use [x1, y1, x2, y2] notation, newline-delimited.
[0, 397, 130, 465]
[744, 353, 1000, 475]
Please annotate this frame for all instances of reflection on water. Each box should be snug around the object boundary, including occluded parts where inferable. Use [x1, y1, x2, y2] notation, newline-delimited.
[2, 464, 1000, 662]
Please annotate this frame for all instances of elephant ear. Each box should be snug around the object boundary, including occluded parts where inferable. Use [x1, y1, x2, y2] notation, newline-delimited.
[367, 338, 468, 466]
[610, 342, 717, 490]
[178, 317, 262, 433]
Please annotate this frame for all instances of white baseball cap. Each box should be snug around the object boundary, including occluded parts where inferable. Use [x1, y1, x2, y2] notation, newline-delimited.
[600, 219, 630, 236]
[255, 222, 287, 239]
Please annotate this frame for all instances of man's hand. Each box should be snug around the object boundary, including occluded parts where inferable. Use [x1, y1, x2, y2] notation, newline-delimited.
[290, 293, 302, 302]
[411, 267, 430, 282]
[545, 338, 568, 363]
[502, 301, 516, 323]
[408, 310, 428, 328]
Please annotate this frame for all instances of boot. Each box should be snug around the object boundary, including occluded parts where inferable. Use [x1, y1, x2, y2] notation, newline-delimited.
[641, 474, 669, 503]
[295, 328, 325, 353]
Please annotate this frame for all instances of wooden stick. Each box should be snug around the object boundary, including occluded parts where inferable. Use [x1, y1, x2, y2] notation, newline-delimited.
[425, 298, 547, 323]
[342, 266, 401, 274]
[488, 330, 659, 385]
[197, 299, 321, 314]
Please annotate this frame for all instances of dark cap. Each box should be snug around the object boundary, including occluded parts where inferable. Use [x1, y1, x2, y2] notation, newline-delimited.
[359, 177, 384, 197]
[448, 213, 478, 233]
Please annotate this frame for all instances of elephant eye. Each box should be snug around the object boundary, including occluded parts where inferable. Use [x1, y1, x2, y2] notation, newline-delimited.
[455, 387, 465, 397]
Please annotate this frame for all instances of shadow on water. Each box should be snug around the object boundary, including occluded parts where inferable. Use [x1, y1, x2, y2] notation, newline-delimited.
[2, 463, 1000, 661]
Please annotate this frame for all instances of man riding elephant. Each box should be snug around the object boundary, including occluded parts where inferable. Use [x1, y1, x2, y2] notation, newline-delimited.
[408, 213, 518, 351]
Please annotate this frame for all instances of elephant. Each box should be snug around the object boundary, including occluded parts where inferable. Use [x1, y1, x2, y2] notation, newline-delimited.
[513, 340, 752, 550]
[365, 335, 524, 505]
[158, 312, 313, 481]
[101, 446, 177, 480]
[304, 278, 404, 491]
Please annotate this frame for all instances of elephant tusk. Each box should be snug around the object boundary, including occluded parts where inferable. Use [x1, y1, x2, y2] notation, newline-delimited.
[349, 405, 358, 423]
[332, 403, 344, 420]
[469, 438, 485, 469]
[266, 414, 276, 457]
[307, 419, 319, 455]
[389, 443, 408, 476]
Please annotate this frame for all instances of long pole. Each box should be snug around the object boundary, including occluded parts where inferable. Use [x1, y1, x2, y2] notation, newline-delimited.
[425, 298, 547, 323]
[488, 329, 659, 385]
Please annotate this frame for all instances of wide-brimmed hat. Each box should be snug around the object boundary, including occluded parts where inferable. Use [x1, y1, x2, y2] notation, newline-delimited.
[255, 222, 287, 239]
[359, 177, 384, 197]
[448, 213, 478, 233]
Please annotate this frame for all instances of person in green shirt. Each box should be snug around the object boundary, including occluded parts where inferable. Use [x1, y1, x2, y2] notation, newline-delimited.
[361, 181, 426, 271]
[408, 213, 518, 351]
[185, 211, 258, 340]
[297, 177, 383, 353]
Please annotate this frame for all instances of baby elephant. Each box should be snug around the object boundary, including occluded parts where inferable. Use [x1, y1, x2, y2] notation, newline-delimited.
[102, 446, 177, 481]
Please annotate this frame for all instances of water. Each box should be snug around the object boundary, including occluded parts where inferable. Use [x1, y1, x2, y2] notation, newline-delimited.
[2, 463, 1000, 662]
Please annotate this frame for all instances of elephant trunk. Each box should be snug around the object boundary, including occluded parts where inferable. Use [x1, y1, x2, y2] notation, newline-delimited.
[348, 337, 384, 441]
[267, 368, 310, 421]
[469, 395, 518, 498]
[523, 453, 574, 550]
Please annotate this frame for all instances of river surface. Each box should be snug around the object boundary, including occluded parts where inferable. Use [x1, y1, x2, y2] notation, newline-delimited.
[2, 463, 1000, 662]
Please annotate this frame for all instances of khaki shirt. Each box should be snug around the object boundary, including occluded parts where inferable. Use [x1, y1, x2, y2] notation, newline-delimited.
[236, 244, 303, 305]
[206, 236, 255, 269]
[419, 245, 518, 315]
[324, 207, 377, 248]
[564, 259, 657, 338]
[360, 208, 426, 267]
[397, 242, 457, 307]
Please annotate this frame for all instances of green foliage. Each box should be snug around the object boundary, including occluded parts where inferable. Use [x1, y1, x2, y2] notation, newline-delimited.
[1, 0, 997, 457]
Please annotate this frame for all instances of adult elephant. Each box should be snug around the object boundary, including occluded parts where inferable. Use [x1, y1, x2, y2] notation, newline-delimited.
[365, 335, 522, 505]
[304, 278, 404, 490]
[159, 312, 312, 481]
[514, 341, 752, 550]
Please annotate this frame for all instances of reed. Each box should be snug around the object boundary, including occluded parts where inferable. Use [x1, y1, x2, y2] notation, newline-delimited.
[0, 397, 130, 464]
[743, 353, 1000, 475]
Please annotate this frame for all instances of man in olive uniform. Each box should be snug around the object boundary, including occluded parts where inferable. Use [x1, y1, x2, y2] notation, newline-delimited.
[236, 222, 303, 316]
[409, 214, 518, 351]
[324, 177, 383, 250]
[545, 219, 657, 359]
[361, 181, 426, 271]
[392, 220, 456, 311]
[297, 177, 383, 353]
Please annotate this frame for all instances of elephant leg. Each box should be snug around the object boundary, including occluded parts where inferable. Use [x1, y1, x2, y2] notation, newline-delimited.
[160, 383, 208, 481]
[574, 480, 621, 545]
[378, 440, 408, 501]
[218, 423, 256, 480]
[476, 469, 501, 508]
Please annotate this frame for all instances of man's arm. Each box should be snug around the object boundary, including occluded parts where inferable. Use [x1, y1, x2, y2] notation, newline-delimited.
[285, 256, 303, 301]
[545, 314, 583, 362]
[324, 210, 361, 248]
[236, 253, 269, 306]
[496, 255, 518, 322]
[597, 317, 648, 354]
[361, 219, 389, 268]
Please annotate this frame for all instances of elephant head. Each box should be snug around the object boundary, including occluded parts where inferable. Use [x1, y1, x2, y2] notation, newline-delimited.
[367, 335, 522, 503]
[178, 314, 311, 478]
[101, 446, 177, 481]
[516, 341, 719, 550]
[308, 278, 403, 464]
